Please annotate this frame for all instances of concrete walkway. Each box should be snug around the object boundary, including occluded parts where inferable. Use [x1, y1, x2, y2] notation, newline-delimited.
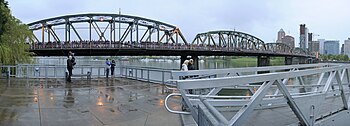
[0, 78, 182, 126]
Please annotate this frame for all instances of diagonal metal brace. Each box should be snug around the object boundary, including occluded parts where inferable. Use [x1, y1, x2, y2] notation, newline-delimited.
[276, 79, 310, 126]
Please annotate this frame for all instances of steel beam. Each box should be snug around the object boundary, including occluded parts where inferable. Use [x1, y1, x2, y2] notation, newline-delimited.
[335, 71, 349, 109]
[276, 79, 310, 126]
[69, 23, 82, 41]
[228, 81, 273, 125]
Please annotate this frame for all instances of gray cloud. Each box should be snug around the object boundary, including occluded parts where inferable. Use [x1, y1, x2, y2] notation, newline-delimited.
[7, 0, 350, 44]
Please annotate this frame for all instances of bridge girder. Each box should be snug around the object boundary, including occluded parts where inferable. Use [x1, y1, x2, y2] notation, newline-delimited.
[293, 47, 308, 55]
[192, 30, 266, 51]
[27, 13, 187, 44]
[192, 30, 309, 56]
[265, 43, 293, 54]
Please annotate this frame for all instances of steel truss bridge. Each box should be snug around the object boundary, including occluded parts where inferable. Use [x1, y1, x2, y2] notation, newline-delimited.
[165, 63, 350, 126]
[27, 13, 313, 58]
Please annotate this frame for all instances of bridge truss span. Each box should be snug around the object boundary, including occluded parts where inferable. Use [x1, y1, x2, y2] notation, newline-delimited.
[26, 14, 313, 58]
[192, 30, 309, 56]
[27, 13, 187, 45]
[192, 30, 265, 51]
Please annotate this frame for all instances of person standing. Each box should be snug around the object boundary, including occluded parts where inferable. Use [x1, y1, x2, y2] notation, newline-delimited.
[69, 51, 76, 66]
[181, 60, 189, 71]
[105, 59, 111, 78]
[67, 56, 73, 82]
[111, 60, 116, 76]
[188, 59, 195, 70]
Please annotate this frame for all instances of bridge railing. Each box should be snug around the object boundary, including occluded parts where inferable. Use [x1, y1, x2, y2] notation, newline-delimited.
[29, 41, 306, 56]
[165, 63, 350, 125]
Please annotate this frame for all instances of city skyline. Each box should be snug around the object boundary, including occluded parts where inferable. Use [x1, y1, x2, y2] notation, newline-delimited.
[6, 0, 350, 45]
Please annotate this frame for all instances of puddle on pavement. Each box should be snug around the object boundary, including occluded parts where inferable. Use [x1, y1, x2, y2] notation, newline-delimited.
[0, 77, 172, 123]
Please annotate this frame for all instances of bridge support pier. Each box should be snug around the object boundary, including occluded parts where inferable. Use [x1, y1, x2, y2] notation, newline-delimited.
[307, 58, 313, 64]
[285, 57, 293, 65]
[257, 56, 270, 67]
[298, 57, 307, 64]
[257, 56, 270, 74]
[180, 55, 199, 70]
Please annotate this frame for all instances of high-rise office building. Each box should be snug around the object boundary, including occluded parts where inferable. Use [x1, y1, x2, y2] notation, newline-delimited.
[341, 44, 345, 55]
[277, 29, 285, 43]
[299, 24, 308, 50]
[324, 40, 340, 55]
[318, 39, 325, 54]
[344, 38, 350, 56]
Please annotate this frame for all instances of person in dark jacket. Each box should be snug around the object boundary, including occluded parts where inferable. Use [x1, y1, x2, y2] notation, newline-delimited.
[105, 59, 111, 78]
[111, 60, 116, 76]
[187, 59, 195, 70]
[69, 51, 76, 66]
[67, 56, 73, 82]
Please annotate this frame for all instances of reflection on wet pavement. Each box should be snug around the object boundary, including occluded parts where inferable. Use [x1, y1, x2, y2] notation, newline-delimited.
[0, 78, 181, 126]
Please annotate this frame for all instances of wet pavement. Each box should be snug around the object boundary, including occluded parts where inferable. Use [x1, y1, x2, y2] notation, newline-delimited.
[0, 77, 182, 126]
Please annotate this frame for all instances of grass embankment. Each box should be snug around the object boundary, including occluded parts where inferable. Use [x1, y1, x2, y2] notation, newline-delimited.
[229, 57, 285, 67]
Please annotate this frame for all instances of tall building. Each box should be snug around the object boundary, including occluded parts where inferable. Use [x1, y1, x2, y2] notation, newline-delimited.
[277, 29, 285, 43]
[324, 40, 340, 55]
[309, 40, 319, 53]
[344, 38, 350, 56]
[299, 24, 308, 50]
[341, 44, 345, 55]
[281, 35, 295, 48]
[318, 39, 325, 54]
[276, 28, 294, 48]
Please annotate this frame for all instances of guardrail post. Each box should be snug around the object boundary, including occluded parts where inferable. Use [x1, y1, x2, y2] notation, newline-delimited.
[162, 71, 165, 84]
[26, 65, 29, 78]
[125, 66, 128, 77]
[119, 65, 123, 77]
[6, 66, 10, 79]
[98, 67, 101, 77]
[54, 66, 57, 78]
[16, 65, 19, 78]
[141, 69, 144, 79]
[81, 66, 83, 78]
[45, 67, 48, 79]
[147, 68, 150, 82]
[90, 67, 93, 78]
[135, 68, 138, 80]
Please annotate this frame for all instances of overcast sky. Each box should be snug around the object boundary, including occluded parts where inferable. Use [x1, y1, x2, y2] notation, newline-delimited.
[7, 0, 350, 45]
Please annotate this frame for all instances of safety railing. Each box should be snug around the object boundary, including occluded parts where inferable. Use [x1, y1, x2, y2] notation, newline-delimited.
[119, 65, 177, 84]
[165, 63, 350, 126]
[165, 63, 332, 87]
[0, 64, 109, 79]
[0, 64, 177, 85]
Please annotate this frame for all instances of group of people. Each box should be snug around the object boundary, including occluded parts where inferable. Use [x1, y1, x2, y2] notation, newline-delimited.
[181, 59, 195, 71]
[105, 58, 116, 78]
[66, 51, 117, 82]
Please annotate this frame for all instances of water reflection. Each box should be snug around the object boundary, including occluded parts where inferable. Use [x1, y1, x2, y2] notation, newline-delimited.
[63, 84, 74, 108]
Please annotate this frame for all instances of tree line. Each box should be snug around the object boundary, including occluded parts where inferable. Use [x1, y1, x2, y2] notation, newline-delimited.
[319, 54, 349, 61]
[0, 0, 32, 65]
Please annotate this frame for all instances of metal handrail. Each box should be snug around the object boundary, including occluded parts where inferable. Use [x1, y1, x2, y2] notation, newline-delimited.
[164, 93, 191, 115]
[166, 63, 350, 125]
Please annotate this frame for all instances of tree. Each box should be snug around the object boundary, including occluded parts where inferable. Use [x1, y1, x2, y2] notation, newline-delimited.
[0, 0, 32, 65]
